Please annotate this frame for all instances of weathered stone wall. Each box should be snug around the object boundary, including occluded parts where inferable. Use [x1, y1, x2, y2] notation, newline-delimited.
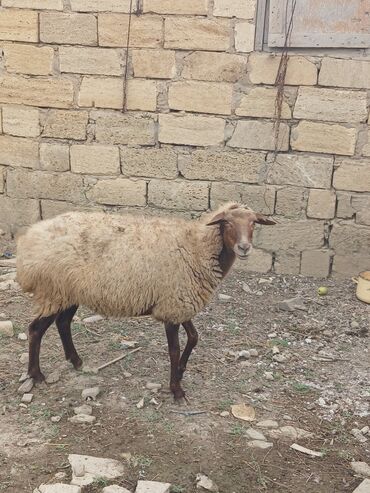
[0, 0, 369, 277]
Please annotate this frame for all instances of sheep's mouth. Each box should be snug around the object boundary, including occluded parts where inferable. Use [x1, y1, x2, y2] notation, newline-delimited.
[236, 253, 250, 260]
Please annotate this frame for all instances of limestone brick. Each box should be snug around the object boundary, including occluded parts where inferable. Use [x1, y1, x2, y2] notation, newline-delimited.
[213, 0, 256, 19]
[319, 58, 370, 89]
[40, 12, 97, 45]
[0, 10, 38, 42]
[3, 44, 54, 76]
[132, 50, 176, 79]
[352, 196, 370, 226]
[40, 143, 70, 172]
[182, 51, 246, 83]
[99, 14, 163, 48]
[143, 0, 208, 14]
[2, 105, 40, 138]
[330, 224, 370, 254]
[159, 114, 225, 146]
[334, 160, 370, 192]
[164, 17, 230, 51]
[78, 77, 123, 109]
[126, 79, 157, 112]
[236, 87, 291, 119]
[300, 250, 331, 277]
[0, 167, 4, 194]
[178, 150, 267, 183]
[275, 187, 307, 219]
[274, 251, 301, 275]
[71, 0, 135, 12]
[121, 147, 178, 179]
[248, 53, 317, 85]
[168, 81, 232, 115]
[93, 111, 155, 145]
[43, 110, 89, 140]
[59, 47, 123, 76]
[294, 87, 368, 123]
[211, 182, 275, 214]
[255, 220, 325, 251]
[148, 179, 209, 211]
[362, 130, 370, 157]
[7, 169, 86, 203]
[0, 197, 40, 233]
[228, 121, 289, 151]
[307, 189, 336, 219]
[87, 178, 147, 206]
[291, 122, 357, 156]
[41, 200, 89, 220]
[0, 135, 39, 168]
[2, 0, 62, 8]
[71, 145, 120, 175]
[336, 193, 354, 219]
[235, 21, 255, 52]
[266, 154, 333, 189]
[333, 254, 370, 278]
[235, 249, 272, 273]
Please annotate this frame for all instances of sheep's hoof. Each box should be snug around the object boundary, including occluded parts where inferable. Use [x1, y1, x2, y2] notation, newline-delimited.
[172, 387, 186, 401]
[69, 355, 83, 370]
[28, 371, 45, 383]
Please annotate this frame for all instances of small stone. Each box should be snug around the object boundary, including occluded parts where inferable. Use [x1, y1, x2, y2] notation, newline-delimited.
[19, 352, 29, 364]
[136, 398, 145, 409]
[272, 346, 280, 354]
[245, 428, 266, 441]
[318, 397, 326, 407]
[74, 404, 92, 416]
[257, 420, 279, 429]
[361, 426, 369, 435]
[21, 393, 33, 403]
[103, 486, 131, 493]
[46, 371, 60, 384]
[237, 350, 250, 360]
[323, 329, 333, 337]
[249, 349, 259, 357]
[352, 479, 370, 493]
[120, 340, 138, 349]
[270, 425, 313, 440]
[305, 338, 313, 344]
[19, 372, 29, 383]
[68, 414, 96, 424]
[268, 332, 277, 338]
[51, 416, 62, 423]
[242, 282, 252, 293]
[149, 397, 159, 406]
[277, 297, 307, 312]
[273, 354, 287, 363]
[218, 294, 232, 302]
[196, 474, 218, 492]
[351, 321, 360, 329]
[54, 472, 67, 480]
[82, 315, 103, 324]
[18, 378, 34, 394]
[38, 484, 82, 493]
[0, 320, 14, 337]
[220, 411, 229, 417]
[123, 371, 132, 378]
[351, 461, 370, 478]
[18, 332, 28, 341]
[264, 372, 274, 381]
[81, 386, 100, 400]
[146, 382, 162, 391]
[247, 440, 273, 449]
[136, 481, 171, 493]
[351, 428, 368, 443]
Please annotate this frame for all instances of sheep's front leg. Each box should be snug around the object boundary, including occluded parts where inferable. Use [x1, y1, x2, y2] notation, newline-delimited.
[165, 322, 185, 400]
[178, 320, 198, 381]
[28, 313, 57, 382]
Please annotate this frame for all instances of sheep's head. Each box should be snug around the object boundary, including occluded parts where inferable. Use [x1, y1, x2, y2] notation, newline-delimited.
[206, 203, 276, 260]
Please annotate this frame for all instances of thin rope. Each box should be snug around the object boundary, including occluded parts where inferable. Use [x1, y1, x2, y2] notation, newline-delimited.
[122, 0, 134, 112]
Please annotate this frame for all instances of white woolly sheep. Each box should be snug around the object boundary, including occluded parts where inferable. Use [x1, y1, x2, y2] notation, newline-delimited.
[16, 202, 275, 399]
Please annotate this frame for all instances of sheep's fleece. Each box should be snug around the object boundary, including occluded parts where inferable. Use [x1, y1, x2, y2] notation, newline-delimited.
[16, 208, 227, 323]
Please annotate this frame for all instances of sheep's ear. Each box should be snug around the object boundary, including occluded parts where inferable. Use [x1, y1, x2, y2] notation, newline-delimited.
[206, 212, 227, 226]
[254, 213, 276, 225]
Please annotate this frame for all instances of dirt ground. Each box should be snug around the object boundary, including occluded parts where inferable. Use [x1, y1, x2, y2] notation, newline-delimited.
[0, 237, 369, 493]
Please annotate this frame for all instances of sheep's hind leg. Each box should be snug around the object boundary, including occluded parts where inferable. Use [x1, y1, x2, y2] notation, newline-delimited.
[178, 320, 198, 381]
[55, 305, 82, 370]
[165, 322, 185, 400]
[28, 314, 57, 382]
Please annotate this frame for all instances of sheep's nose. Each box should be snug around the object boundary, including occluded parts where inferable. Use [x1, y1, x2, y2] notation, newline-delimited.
[237, 243, 251, 255]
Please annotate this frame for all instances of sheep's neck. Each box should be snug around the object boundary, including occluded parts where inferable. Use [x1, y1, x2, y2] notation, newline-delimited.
[219, 245, 236, 278]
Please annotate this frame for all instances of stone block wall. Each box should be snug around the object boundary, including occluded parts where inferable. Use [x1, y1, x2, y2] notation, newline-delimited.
[0, 0, 369, 277]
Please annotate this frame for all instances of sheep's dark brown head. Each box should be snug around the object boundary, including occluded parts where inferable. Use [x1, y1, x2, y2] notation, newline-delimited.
[206, 203, 276, 260]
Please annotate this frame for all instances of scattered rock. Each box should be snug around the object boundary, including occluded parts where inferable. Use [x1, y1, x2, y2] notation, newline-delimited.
[242, 283, 252, 293]
[218, 293, 232, 302]
[351, 462, 370, 478]
[146, 382, 162, 392]
[18, 378, 33, 394]
[51, 416, 62, 423]
[273, 354, 287, 363]
[136, 481, 171, 493]
[18, 332, 28, 341]
[196, 473, 219, 492]
[82, 315, 103, 324]
[0, 320, 14, 337]
[361, 426, 369, 435]
[69, 454, 125, 487]
[236, 350, 250, 360]
[136, 398, 145, 409]
[74, 404, 92, 416]
[277, 297, 307, 312]
[272, 346, 280, 354]
[351, 321, 360, 329]
[46, 371, 60, 384]
[103, 486, 131, 493]
[249, 349, 259, 357]
[81, 387, 100, 401]
[270, 426, 313, 440]
[247, 440, 273, 450]
[149, 397, 159, 406]
[231, 403, 256, 422]
[352, 428, 368, 443]
[21, 393, 33, 404]
[120, 340, 138, 349]
[123, 371, 132, 378]
[54, 472, 67, 480]
[37, 484, 81, 493]
[0, 279, 19, 291]
[352, 479, 370, 493]
[257, 420, 279, 429]
[68, 414, 96, 424]
[19, 352, 29, 364]
[245, 428, 266, 441]
[290, 443, 323, 458]
[19, 372, 28, 383]
[264, 372, 274, 381]
[268, 332, 277, 338]
[220, 411, 229, 418]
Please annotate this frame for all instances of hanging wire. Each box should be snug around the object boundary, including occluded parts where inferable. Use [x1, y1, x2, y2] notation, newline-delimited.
[122, 0, 134, 112]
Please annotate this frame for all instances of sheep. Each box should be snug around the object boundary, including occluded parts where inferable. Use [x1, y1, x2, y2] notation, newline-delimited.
[16, 202, 276, 399]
